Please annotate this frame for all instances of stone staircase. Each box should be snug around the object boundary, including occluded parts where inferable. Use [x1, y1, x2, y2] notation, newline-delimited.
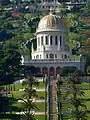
[48, 79, 57, 120]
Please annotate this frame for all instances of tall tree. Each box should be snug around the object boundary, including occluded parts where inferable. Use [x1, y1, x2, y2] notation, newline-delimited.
[21, 75, 39, 120]
[67, 71, 87, 120]
[0, 40, 23, 84]
[80, 38, 90, 71]
[57, 74, 63, 120]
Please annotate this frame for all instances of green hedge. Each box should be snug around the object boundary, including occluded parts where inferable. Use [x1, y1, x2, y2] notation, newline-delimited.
[61, 66, 77, 76]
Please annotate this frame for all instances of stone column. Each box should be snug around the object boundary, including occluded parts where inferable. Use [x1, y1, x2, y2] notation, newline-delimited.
[31, 43, 33, 53]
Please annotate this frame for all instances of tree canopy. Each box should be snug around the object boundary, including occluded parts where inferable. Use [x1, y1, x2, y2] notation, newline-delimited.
[0, 41, 23, 85]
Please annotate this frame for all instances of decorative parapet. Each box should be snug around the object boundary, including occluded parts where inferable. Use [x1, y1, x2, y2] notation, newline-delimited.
[24, 58, 80, 63]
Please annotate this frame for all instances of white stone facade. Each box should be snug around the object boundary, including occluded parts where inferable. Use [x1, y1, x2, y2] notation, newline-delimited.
[24, 11, 84, 75]
[38, 0, 61, 13]
[32, 13, 72, 61]
[32, 32, 72, 61]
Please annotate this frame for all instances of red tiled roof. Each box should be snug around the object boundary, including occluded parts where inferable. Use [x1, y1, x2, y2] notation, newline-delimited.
[12, 12, 23, 17]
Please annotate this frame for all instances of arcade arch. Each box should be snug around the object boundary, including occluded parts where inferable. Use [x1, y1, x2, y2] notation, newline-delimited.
[49, 67, 55, 76]
[42, 67, 48, 75]
[37, 67, 41, 74]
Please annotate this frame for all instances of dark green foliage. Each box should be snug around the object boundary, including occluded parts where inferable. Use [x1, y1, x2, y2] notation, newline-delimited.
[0, 114, 22, 120]
[0, 30, 13, 42]
[0, 86, 12, 114]
[24, 66, 42, 76]
[61, 66, 77, 76]
[0, 41, 23, 85]
[67, 72, 87, 120]
[0, 96, 10, 113]
[57, 71, 87, 120]
[57, 75, 63, 120]
[21, 76, 39, 120]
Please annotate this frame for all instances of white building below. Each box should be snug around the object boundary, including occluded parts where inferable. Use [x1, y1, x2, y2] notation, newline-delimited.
[24, 11, 85, 76]
[38, 0, 61, 13]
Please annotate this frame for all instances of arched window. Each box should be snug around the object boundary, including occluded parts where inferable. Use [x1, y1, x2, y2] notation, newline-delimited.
[50, 36, 53, 45]
[46, 36, 48, 45]
[60, 36, 62, 45]
[49, 67, 55, 76]
[42, 67, 48, 75]
[46, 54, 48, 58]
[36, 55, 39, 59]
[41, 36, 43, 45]
[64, 54, 67, 59]
[55, 54, 57, 58]
[55, 36, 58, 45]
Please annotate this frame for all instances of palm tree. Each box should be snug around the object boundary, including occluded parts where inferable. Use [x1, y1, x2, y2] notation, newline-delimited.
[67, 71, 87, 120]
[21, 75, 39, 120]
[57, 74, 63, 120]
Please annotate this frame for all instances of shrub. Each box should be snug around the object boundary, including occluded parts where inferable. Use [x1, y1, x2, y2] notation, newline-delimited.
[61, 66, 77, 76]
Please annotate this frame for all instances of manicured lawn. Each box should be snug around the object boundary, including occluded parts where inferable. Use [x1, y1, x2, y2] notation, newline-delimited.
[12, 102, 24, 111]
[37, 91, 45, 99]
[35, 115, 45, 120]
[4, 83, 23, 91]
[12, 101, 45, 112]
[10, 81, 45, 91]
[35, 102, 45, 112]
[36, 81, 45, 89]
[12, 91, 24, 99]
[84, 90, 90, 99]
[0, 115, 46, 120]
[72, 55, 80, 59]
[85, 101, 90, 110]
[82, 82, 90, 90]
[14, 83, 23, 91]
[87, 114, 90, 119]
[2, 81, 90, 120]
[11, 90, 45, 99]
[84, 90, 90, 112]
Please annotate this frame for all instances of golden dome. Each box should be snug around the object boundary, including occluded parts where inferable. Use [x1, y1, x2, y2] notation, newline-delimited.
[36, 13, 66, 33]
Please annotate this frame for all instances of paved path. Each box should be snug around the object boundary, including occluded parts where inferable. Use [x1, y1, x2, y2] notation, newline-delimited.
[19, 88, 45, 92]
[34, 112, 45, 115]
[16, 112, 45, 115]
[16, 111, 72, 115]
[35, 88, 45, 91]
[18, 99, 45, 103]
